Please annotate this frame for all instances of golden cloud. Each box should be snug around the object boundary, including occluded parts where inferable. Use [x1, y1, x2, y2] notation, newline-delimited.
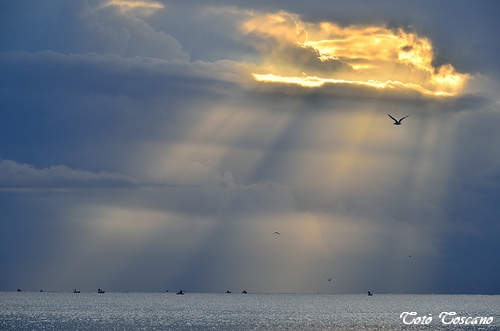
[106, 0, 164, 15]
[243, 12, 469, 96]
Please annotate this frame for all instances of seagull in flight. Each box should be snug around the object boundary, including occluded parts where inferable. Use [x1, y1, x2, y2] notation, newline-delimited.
[328, 278, 332, 281]
[273, 231, 280, 235]
[388, 114, 409, 125]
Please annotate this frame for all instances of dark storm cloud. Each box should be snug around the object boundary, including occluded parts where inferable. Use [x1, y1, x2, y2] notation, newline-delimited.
[0, 50, 244, 97]
[0, 49, 247, 170]
[245, 79, 494, 115]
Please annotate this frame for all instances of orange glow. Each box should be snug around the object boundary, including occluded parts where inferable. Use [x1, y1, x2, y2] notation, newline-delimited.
[243, 12, 469, 96]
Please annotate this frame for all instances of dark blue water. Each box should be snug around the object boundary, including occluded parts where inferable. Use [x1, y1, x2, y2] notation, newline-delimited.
[1, 292, 498, 330]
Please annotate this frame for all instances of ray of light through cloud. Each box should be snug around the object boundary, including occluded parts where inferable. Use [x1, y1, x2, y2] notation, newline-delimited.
[0, 0, 499, 294]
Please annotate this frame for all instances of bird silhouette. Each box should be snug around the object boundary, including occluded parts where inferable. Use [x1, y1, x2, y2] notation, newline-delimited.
[328, 278, 332, 281]
[388, 114, 409, 125]
[273, 231, 280, 235]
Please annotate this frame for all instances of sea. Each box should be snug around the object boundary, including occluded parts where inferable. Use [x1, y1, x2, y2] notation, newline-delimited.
[1, 292, 499, 331]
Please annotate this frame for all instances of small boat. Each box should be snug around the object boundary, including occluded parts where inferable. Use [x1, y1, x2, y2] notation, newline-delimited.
[74, 289, 81, 293]
[98, 288, 105, 293]
[17, 289, 21, 292]
[176, 290, 184, 295]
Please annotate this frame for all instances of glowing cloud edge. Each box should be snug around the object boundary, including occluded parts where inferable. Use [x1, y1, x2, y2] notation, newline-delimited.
[251, 73, 456, 96]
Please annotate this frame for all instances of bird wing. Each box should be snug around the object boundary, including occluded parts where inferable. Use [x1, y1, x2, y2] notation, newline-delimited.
[399, 115, 410, 121]
[388, 114, 398, 122]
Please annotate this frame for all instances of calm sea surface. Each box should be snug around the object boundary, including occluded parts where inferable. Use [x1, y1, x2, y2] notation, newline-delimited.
[1, 292, 499, 330]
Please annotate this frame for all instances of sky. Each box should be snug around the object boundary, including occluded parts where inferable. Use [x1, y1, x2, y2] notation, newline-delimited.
[1, 0, 499, 294]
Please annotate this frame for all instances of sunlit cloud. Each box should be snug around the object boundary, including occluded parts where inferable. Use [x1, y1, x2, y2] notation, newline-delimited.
[106, 0, 164, 16]
[252, 73, 454, 96]
[242, 11, 308, 44]
[242, 12, 469, 96]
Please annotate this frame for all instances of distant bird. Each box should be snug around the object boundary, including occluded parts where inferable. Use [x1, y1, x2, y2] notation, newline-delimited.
[409, 255, 412, 258]
[273, 231, 280, 235]
[388, 114, 409, 125]
[328, 278, 332, 281]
